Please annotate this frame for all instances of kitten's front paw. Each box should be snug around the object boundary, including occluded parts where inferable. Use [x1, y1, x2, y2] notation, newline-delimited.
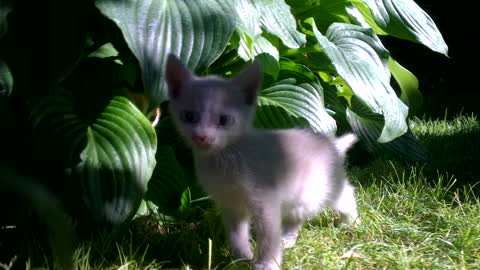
[232, 248, 254, 261]
[335, 213, 361, 228]
[253, 260, 281, 270]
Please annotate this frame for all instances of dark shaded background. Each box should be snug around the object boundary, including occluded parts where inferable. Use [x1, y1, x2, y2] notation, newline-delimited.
[382, 0, 479, 119]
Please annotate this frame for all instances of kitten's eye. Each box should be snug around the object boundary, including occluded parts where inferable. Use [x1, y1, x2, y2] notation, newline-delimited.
[180, 110, 200, 124]
[217, 114, 235, 128]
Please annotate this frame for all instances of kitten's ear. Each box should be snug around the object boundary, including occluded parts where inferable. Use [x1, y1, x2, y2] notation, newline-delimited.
[165, 54, 192, 99]
[232, 62, 262, 105]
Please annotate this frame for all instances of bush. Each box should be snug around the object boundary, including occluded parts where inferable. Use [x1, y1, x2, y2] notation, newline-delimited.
[0, 0, 447, 231]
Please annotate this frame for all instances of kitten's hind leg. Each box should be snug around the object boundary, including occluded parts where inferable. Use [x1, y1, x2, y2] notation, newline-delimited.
[281, 220, 302, 249]
[281, 204, 308, 249]
[333, 181, 360, 227]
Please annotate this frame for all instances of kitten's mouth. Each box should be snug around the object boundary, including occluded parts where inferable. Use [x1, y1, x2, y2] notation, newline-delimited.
[192, 136, 213, 151]
[191, 135, 216, 151]
[192, 142, 213, 150]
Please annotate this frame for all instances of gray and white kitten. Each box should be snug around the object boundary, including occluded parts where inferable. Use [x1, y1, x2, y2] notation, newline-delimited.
[165, 55, 359, 270]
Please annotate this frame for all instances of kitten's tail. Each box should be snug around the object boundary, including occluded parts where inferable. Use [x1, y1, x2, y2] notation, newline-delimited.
[334, 133, 358, 156]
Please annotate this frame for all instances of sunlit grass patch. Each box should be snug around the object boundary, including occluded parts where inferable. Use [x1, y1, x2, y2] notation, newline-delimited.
[282, 162, 480, 269]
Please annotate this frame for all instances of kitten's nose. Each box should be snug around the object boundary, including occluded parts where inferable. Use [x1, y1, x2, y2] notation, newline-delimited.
[192, 135, 207, 143]
[191, 134, 212, 148]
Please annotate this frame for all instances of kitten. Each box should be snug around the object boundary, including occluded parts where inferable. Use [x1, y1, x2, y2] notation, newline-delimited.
[165, 54, 359, 270]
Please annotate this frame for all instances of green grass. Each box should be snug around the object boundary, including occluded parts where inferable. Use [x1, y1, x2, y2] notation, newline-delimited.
[1, 113, 479, 269]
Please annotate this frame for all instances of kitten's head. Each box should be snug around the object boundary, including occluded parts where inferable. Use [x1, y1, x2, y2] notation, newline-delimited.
[165, 54, 262, 153]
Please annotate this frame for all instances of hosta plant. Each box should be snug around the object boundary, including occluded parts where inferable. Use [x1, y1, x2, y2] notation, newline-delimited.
[0, 0, 447, 230]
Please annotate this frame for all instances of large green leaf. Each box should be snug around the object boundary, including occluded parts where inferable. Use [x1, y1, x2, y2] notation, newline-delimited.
[225, 0, 306, 49]
[352, 0, 448, 55]
[95, 0, 237, 104]
[231, 31, 280, 79]
[0, 1, 12, 38]
[75, 96, 157, 227]
[234, 33, 279, 63]
[307, 19, 408, 143]
[345, 95, 385, 145]
[31, 89, 89, 168]
[287, 0, 354, 33]
[95, 0, 306, 103]
[145, 145, 194, 216]
[0, 60, 12, 96]
[225, 0, 306, 78]
[31, 90, 157, 229]
[389, 57, 422, 116]
[255, 59, 337, 134]
[346, 95, 430, 162]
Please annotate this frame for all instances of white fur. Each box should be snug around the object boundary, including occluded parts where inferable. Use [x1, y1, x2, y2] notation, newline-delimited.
[335, 133, 358, 156]
[193, 130, 359, 270]
[165, 55, 360, 270]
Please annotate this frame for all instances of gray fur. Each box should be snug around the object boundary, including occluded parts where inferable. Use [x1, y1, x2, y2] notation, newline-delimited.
[166, 54, 359, 270]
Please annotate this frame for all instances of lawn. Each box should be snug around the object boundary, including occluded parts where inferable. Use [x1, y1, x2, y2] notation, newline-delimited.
[1, 113, 479, 270]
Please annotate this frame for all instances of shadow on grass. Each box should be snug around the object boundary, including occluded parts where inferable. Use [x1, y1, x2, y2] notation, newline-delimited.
[0, 207, 231, 269]
[351, 112, 480, 199]
[124, 209, 234, 269]
[411, 113, 480, 187]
